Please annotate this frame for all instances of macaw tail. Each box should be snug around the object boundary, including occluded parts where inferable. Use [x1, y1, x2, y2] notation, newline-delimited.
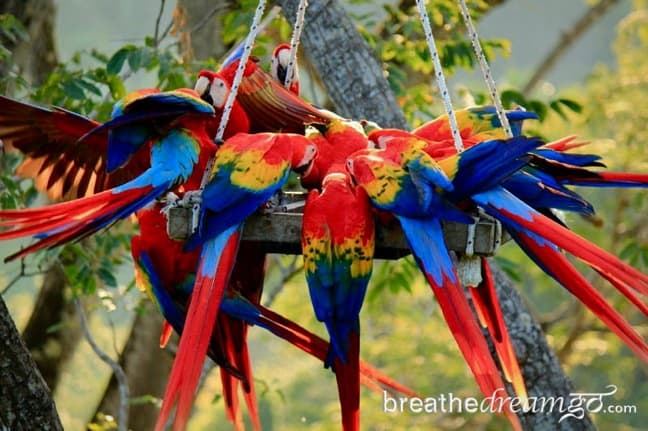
[474, 187, 648, 297]
[332, 330, 360, 431]
[397, 215, 521, 430]
[469, 259, 528, 401]
[474, 188, 648, 361]
[218, 314, 261, 431]
[155, 226, 241, 431]
[561, 171, 648, 188]
[0, 183, 169, 262]
[231, 302, 420, 398]
[513, 231, 648, 362]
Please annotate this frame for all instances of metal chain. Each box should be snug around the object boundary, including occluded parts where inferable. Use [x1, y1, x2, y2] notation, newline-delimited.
[284, 0, 309, 90]
[457, 0, 513, 138]
[415, 0, 464, 152]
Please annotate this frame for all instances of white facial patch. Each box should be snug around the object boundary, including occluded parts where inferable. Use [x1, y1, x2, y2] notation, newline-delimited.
[209, 78, 228, 109]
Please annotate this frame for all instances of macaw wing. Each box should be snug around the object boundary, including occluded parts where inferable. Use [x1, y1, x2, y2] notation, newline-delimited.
[235, 63, 334, 132]
[0, 95, 149, 200]
[84, 89, 214, 173]
[303, 190, 336, 323]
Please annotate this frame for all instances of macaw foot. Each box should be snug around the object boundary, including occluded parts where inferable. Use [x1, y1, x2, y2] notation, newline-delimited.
[161, 191, 203, 240]
[263, 190, 306, 214]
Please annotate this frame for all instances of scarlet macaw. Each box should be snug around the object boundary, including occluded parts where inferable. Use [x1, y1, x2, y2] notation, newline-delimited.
[155, 132, 318, 431]
[270, 43, 300, 95]
[351, 135, 648, 364]
[203, 56, 333, 134]
[302, 170, 374, 431]
[192, 63, 335, 429]
[0, 89, 216, 261]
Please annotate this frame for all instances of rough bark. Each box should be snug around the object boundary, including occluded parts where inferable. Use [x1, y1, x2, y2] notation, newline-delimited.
[21, 264, 82, 392]
[0, 0, 58, 86]
[522, 0, 621, 95]
[0, 296, 63, 431]
[178, 0, 230, 61]
[94, 301, 174, 431]
[490, 264, 595, 430]
[279, 0, 409, 129]
[279, 1, 594, 429]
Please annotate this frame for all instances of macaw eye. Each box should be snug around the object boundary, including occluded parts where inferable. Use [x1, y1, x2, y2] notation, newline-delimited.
[194, 76, 210, 96]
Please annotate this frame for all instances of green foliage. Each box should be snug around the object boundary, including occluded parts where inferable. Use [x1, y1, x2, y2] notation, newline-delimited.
[0, 14, 29, 92]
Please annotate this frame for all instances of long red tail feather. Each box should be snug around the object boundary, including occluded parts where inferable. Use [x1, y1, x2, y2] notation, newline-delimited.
[518, 233, 648, 362]
[333, 331, 360, 431]
[155, 231, 241, 431]
[427, 274, 522, 431]
[469, 259, 528, 401]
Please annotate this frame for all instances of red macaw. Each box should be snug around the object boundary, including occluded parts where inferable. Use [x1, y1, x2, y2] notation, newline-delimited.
[302, 169, 374, 431]
[155, 132, 318, 431]
[345, 144, 523, 430]
[270, 43, 300, 95]
[192, 64, 335, 429]
[353, 135, 648, 364]
[300, 118, 370, 189]
[412, 105, 538, 158]
[0, 89, 216, 261]
[212, 56, 333, 133]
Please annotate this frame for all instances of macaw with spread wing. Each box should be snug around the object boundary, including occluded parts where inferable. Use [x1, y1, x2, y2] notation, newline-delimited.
[0, 89, 216, 261]
[0, 95, 147, 201]
[155, 132, 318, 431]
[302, 169, 375, 431]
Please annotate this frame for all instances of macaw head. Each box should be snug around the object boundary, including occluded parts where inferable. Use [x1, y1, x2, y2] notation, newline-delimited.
[345, 151, 382, 186]
[194, 70, 229, 110]
[270, 43, 299, 93]
[290, 139, 318, 176]
[367, 128, 414, 150]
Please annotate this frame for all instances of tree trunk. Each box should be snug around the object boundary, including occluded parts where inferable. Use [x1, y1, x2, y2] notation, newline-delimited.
[94, 301, 174, 431]
[0, 296, 63, 431]
[279, 1, 594, 429]
[279, 0, 409, 129]
[178, 0, 230, 61]
[21, 264, 82, 392]
[0, 0, 58, 86]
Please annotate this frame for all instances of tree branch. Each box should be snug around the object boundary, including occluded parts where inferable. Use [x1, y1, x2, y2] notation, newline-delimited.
[75, 299, 130, 431]
[522, 0, 621, 96]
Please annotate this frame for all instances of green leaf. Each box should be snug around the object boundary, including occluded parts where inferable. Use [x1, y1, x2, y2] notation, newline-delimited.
[61, 79, 86, 100]
[98, 267, 118, 288]
[127, 48, 143, 72]
[76, 78, 102, 97]
[106, 47, 130, 75]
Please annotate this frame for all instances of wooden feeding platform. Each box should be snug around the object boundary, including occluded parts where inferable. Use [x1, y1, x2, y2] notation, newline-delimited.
[167, 192, 508, 259]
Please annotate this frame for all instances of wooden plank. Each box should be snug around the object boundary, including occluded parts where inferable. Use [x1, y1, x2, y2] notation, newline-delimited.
[167, 191, 508, 259]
